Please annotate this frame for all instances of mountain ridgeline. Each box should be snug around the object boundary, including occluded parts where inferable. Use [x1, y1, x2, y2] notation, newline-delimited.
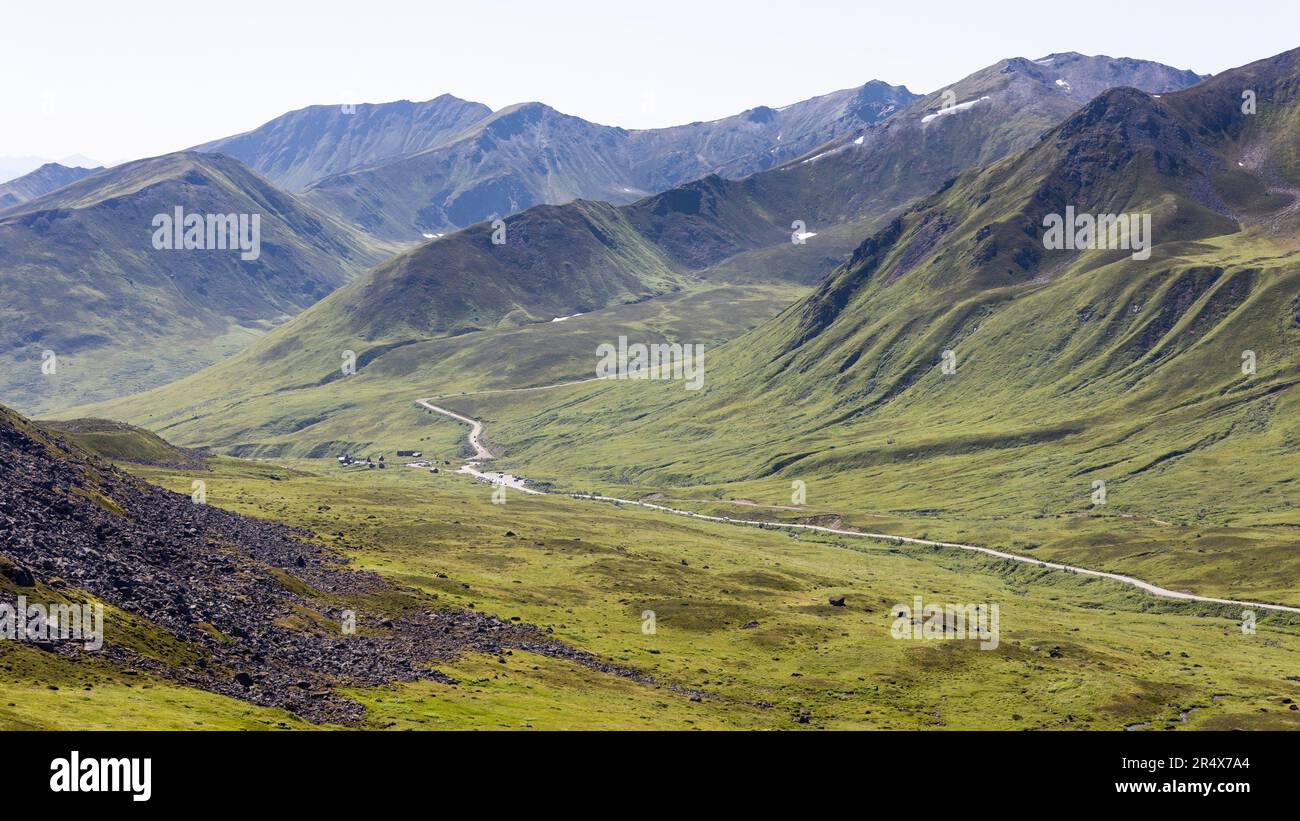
[0, 162, 102, 210]
[291, 56, 1203, 241]
[208, 53, 1217, 344]
[58, 52, 1214, 447]
[0, 152, 396, 414]
[294, 81, 920, 239]
[194, 94, 495, 191]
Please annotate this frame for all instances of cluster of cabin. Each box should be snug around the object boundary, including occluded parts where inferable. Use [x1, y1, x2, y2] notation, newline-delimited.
[337, 453, 385, 469]
[337, 450, 453, 475]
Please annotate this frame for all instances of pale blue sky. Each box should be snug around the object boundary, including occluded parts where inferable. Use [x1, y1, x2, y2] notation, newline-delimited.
[2, 0, 1296, 164]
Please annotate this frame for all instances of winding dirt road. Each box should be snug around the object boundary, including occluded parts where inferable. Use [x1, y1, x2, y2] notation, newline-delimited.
[415, 398, 542, 494]
[414, 395, 1300, 615]
[416, 399, 493, 459]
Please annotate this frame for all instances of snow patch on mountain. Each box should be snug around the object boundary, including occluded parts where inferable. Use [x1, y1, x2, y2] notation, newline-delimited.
[921, 96, 991, 124]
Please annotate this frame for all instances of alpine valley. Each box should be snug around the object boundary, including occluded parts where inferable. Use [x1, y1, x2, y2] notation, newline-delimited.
[5, 38, 1300, 735]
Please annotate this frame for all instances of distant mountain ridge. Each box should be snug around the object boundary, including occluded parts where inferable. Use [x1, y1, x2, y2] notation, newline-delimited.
[194, 94, 494, 191]
[196, 81, 919, 239]
[0, 162, 102, 210]
[317, 49, 1210, 310]
[194, 56, 1206, 242]
[0, 154, 107, 184]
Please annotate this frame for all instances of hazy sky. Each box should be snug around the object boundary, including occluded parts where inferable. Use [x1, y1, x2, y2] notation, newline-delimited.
[3, 0, 1297, 164]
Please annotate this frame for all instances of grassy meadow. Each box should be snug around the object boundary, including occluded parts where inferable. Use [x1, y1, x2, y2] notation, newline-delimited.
[8, 451, 1298, 730]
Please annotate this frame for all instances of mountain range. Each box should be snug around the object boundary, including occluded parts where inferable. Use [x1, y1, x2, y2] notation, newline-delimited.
[7, 52, 1206, 423]
[59, 51, 1210, 440]
[202, 57, 1202, 242]
[293, 81, 919, 239]
[0, 76, 925, 414]
[193, 82, 920, 237]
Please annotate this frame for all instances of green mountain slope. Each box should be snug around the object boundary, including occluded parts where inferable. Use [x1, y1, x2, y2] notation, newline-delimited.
[460, 47, 1300, 599]
[0, 152, 396, 414]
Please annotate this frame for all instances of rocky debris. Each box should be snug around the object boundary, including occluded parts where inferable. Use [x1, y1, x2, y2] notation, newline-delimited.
[0, 407, 655, 723]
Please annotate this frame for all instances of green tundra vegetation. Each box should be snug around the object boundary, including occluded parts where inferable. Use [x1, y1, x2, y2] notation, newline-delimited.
[6, 452, 1298, 730]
